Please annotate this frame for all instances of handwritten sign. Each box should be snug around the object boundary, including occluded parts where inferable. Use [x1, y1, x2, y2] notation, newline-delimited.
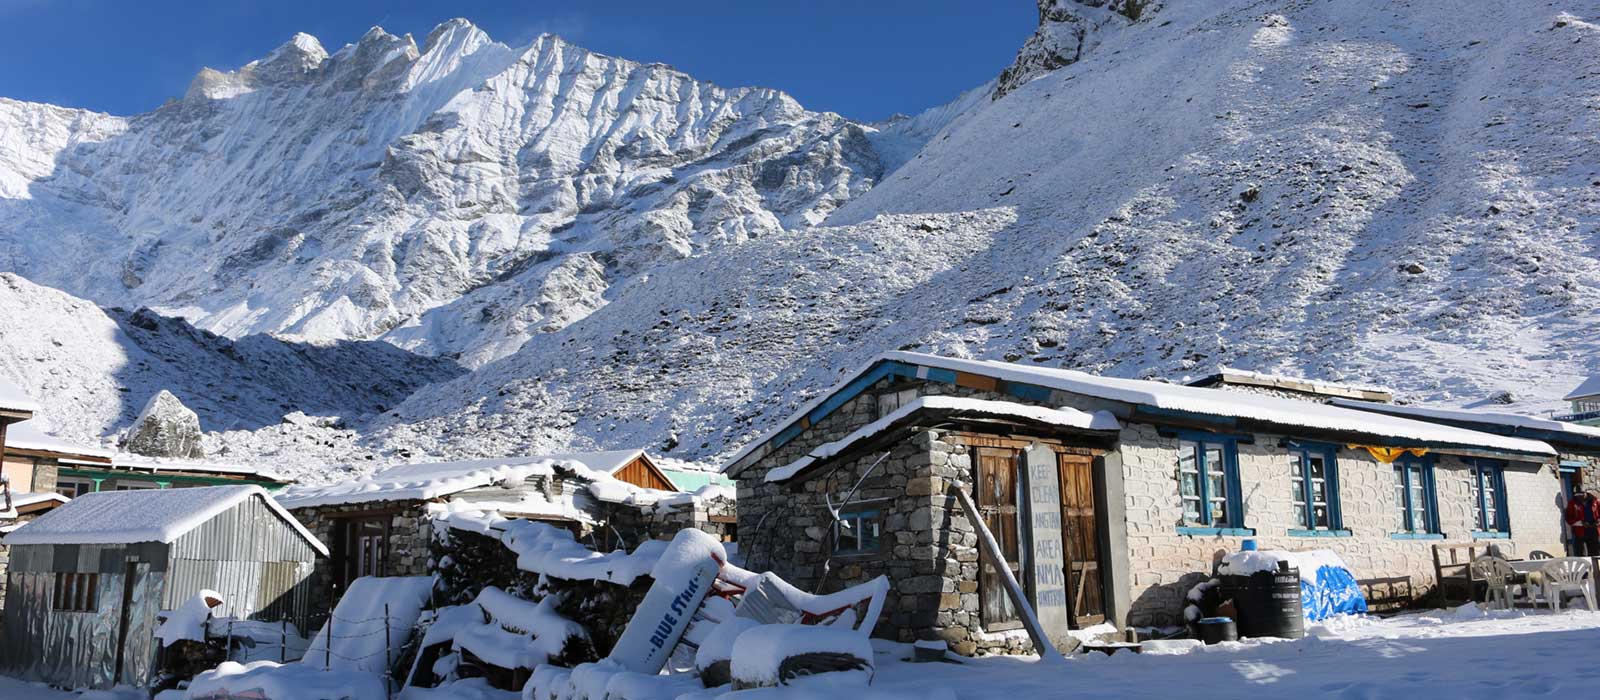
[1024, 443, 1072, 644]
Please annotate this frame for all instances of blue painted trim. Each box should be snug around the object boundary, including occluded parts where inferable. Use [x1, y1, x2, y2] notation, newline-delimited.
[923, 367, 958, 384]
[1176, 527, 1257, 537]
[1390, 532, 1445, 540]
[1004, 381, 1054, 403]
[1288, 529, 1352, 538]
[1393, 454, 1442, 534]
[1561, 460, 1586, 469]
[1471, 531, 1510, 540]
[1176, 433, 1247, 529]
[1289, 442, 1343, 531]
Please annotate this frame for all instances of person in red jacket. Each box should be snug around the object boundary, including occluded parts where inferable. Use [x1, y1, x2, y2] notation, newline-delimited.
[1567, 492, 1600, 556]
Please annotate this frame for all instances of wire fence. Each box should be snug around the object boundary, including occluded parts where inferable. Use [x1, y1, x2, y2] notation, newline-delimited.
[210, 604, 417, 697]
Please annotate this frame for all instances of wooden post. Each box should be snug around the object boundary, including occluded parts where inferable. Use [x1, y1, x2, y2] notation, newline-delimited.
[384, 603, 392, 697]
[326, 608, 333, 668]
[280, 619, 287, 663]
[951, 481, 1064, 662]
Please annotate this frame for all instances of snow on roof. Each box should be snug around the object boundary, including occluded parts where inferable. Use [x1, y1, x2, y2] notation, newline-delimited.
[3, 420, 114, 459]
[538, 449, 647, 475]
[1197, 366, 1394, 397]
[3, 485, 327, 554]
[1328, 398, 1600, 441]
[9, 491, 69, 509]
[1566, 375, 1600, 401]
[0, 375, 39, 415]
[767, 395, 1120, 483]
[275, 456, 560, 509]
[727, 352, 1554, 475]
[109, 455, 290, 482]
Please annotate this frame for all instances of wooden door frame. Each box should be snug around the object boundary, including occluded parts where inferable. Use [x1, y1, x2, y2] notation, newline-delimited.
[972, 446, 1027, 632]
[1057, 452, 1108, 627]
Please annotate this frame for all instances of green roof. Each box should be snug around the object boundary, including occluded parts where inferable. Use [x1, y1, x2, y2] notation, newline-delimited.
[661, 468, 733, 492]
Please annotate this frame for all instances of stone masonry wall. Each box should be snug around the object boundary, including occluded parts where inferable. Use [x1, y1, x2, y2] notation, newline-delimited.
[289, 500, 433, 624]
[1116, 421, 1563, 626]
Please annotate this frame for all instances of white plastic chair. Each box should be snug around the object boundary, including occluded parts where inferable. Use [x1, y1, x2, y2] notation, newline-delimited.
[1471, 556, 1517, 610]
[1540, 558, 1596, 611]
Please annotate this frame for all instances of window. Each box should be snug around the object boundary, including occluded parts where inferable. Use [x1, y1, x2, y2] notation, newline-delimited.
[1178, 436, 1242, 528]
[55, 478, 96, 498]
[1290, 444, 1342, 531]
[114, 480, 159, 491]
[51, 572, 99, 612]
[1471, 459, 1509, 534]
[1393, 455, 1440, 534]
[834, 503, 884, 555]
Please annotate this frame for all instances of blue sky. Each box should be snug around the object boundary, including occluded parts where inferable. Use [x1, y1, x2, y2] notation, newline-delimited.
[0, 1, 1033, 121]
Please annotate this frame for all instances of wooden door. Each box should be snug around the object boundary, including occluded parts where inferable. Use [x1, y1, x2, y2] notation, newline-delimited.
[1058, 454, 1105, 626]
[976, 448, 1024, 629]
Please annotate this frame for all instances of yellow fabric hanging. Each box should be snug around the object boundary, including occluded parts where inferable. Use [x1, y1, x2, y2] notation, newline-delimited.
[1346, 444, 1429, 463]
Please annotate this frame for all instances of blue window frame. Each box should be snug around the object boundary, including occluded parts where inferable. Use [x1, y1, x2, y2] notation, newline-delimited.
[1470, 459, 1509, 534]
[834, 503, 883, 555]
[1290, 443, 1342, 531]
[1177, 434, 1244, 528]
[1393, 455, 1440, 534]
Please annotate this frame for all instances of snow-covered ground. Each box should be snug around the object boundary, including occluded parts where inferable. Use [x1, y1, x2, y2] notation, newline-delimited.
[4, 605, 1595, 699]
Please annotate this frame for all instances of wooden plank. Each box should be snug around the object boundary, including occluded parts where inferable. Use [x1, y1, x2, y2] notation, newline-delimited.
[955, 372, 999, 392]
[952, 481, 1063, 662]
[976, 448, 1022, 628]
[1022, 444, 1072, 645]
[1058, 454, 1105, 625]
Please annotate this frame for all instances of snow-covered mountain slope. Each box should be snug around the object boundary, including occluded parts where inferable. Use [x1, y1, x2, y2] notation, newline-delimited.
[5, 0, 1599, 479]
[0, 20, 887, 368]
[0, 273, 460, 453]
[370, 0, 1600, 467]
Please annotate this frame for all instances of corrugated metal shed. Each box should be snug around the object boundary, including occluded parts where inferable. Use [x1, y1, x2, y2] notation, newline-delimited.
[0, 486, 323, 690]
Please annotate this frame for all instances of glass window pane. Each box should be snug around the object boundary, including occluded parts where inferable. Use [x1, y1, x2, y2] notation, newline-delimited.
[1393, 465, 1408, 530]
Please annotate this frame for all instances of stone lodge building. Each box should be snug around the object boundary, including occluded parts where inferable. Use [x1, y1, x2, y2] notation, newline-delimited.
[726, 352, 1562, 656]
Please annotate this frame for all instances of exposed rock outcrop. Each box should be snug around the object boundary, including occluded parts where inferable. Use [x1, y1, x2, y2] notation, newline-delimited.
[995, 0, 1162, 98]
[124, 390, 205, 459]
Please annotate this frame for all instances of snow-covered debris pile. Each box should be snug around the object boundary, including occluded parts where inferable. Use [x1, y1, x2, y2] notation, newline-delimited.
[729, 624, 874, 689]
[186, 660, 388, 700]
[305, 575, 435, 674]
[156, 590, 224, 647]
[1218, 549, 1368, 622]
[498, 520, 669, 586]
[124, 389, 205, 459]
[454, 587, 590, 672]
[275, 457, 559, 508]
[694, 618, 763, 687]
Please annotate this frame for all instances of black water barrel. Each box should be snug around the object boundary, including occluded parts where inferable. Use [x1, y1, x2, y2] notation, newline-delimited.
[1223, 562, 1305, 639]
[1197, 617, 1238, 644]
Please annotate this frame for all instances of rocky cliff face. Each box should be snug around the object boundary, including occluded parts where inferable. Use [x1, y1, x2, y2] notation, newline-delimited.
[0, 20, 888, 367]
[995, 0, 1162, 98]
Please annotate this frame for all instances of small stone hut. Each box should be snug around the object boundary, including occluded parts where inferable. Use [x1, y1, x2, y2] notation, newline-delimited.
[0, 485, 326, 689]
[278, 451, 736, 618]
[727, 352, 1562, 655]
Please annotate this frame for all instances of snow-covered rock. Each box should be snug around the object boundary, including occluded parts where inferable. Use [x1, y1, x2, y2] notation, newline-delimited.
[124, 390, 205, 459]
[0, 20, 893, 369]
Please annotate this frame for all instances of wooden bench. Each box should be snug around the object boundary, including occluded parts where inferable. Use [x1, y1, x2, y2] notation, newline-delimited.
[1358, 576, 1414, 613]
[1433, 542, 1517, 604]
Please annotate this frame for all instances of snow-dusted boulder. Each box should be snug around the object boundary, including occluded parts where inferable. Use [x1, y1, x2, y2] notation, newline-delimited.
[123, 390, 205, 459]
